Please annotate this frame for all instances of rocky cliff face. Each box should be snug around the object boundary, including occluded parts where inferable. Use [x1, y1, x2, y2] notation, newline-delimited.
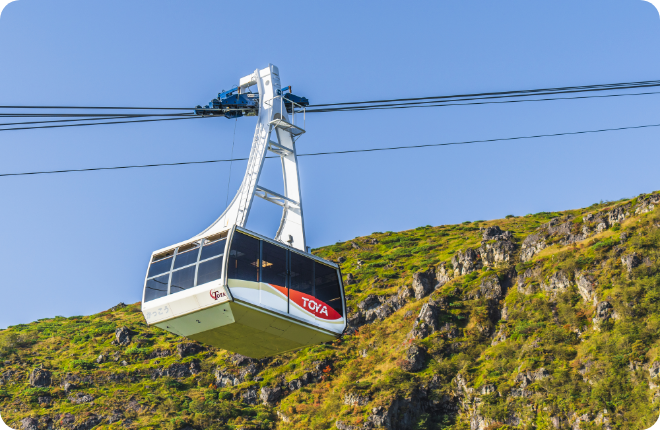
[2, 192, 660, 430]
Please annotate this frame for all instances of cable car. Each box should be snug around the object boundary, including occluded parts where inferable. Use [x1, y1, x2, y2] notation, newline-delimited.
[141, 65, 346, 358]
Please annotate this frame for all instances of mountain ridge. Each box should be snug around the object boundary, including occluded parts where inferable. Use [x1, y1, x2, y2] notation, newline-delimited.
[2, 191, 660, 430]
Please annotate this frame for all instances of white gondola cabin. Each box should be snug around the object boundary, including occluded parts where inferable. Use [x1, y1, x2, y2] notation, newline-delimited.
[142, 227, 346, 358]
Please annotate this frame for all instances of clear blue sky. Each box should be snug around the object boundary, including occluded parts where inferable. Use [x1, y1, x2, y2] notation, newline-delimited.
[1, 0, 659, 328]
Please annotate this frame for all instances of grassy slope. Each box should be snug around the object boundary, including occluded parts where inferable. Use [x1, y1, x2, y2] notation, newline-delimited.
[1, 193, 660, 430]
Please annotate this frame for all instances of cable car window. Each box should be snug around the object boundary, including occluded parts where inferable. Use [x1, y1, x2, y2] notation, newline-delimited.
[145, 274, 169, 302]
[261, 242, 287, 288]
[290, 252, 314, 297]
[197, 257, 223, 286]
[148, 254, 173, 278]
[170, 266, 196, 293]
[173, 243, 200, 270]
[201, 238, 226, 261]
[228, 232, 260, 282]
[314, 262, 343, 317]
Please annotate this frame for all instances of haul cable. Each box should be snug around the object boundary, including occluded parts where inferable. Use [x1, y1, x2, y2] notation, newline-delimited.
[2, 121, 659, 177]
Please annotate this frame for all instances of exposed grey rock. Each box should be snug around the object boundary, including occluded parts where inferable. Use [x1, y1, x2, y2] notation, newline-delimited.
[440, 322, 462, 339]
[287, 372, 316, 391]
[517, 266, 541, 295]
[60, 413, 76, 426]
[408, 302, 440, 339]
[95, 354, 105, 364]
[368, 406, 392, 429]
[435, 262, 453, 287]
[400, 344, 426, 372]
[20, 417, 39, 430]
[649, 361, 660, 379]
[214, 367, 241, 388]
[29, 368, 51, 387]
[37, 395, 52, 406]
[571, 413, 593, 430]
[165, 362, 194, 378]
[544, 218, 572, 236]
[176, 342, 203, 358]
[576, 271, 597, 304]
[358, 294, 381, 311]
[68, 392, 94, 405]
[622, 253, 641, 272]
[452, 249, 481, 276]
[479, 227, 515, 268]
[481, 226, 513, 241]
[277, 410, 291, 423]
[231, 353, 257, 367]
[347, 312, 363, 327]
[147, 348, 171, 359]
[607, 206, 628, 225]
[110, 302, 127, 312]
[63, 381, 76, 393]
[335, 420, 358, 430]
[72, 415, 102, 430]
[478, 276, 504, 301]
[345, 273, 357, 285]
[343, 391, 371, 406]
[398, 285, 413, 301]
[114, 326, 132, 346]
[593, 301, 615, 327]
[480, 239, 515, 268]
[541, 271, 571, 297]
[412, 269, 436, 299]
[120, 360, 128, 366]
[337, 256, 346, 264]
[242, 387, 258, 405]
[491, 325, 507, 346]
[107, 410, 124, 424]
[260, 386, 282, 405]
[520, 233, 547, 262]
[635, 193, 659, 214]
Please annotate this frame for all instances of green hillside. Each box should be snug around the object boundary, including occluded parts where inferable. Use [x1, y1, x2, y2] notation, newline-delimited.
[2, 191, 660, 430]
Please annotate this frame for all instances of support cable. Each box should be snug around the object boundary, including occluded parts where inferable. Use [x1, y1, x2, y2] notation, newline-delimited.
[2, 121, 659, 177]
[304, 90, 660, 113]
[0, 115, 207, 132]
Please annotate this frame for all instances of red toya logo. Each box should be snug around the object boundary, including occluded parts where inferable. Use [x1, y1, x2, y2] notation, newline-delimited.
[210, 290, 226, 300]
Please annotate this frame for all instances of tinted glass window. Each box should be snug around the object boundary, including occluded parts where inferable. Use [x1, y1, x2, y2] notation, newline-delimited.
[314, 262, 343, 317]
[261, 242, 287, 288]
[173, 245, 200, 270]
[290, 252, 314, 297]
[170, 266, 196, 294]
[148, 256, 173, 278]
[201, 238, 226, 261]
[145, 274, 169, 302]
[227, 232, 259, 282]
[197, 257, 223, 286]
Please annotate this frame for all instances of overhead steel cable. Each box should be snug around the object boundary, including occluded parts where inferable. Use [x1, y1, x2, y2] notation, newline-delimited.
[306, 79, 660, 108]
[304, 90, 660, 113]
[2, 121, 659, 177]
[0, 115, 201, 127]
[0, 113, 198, 118]
[0, 105, 194, 110]
[0, 114, 196, 128]
[1, 78, 659, 114]
[0, 115, 208, 132]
